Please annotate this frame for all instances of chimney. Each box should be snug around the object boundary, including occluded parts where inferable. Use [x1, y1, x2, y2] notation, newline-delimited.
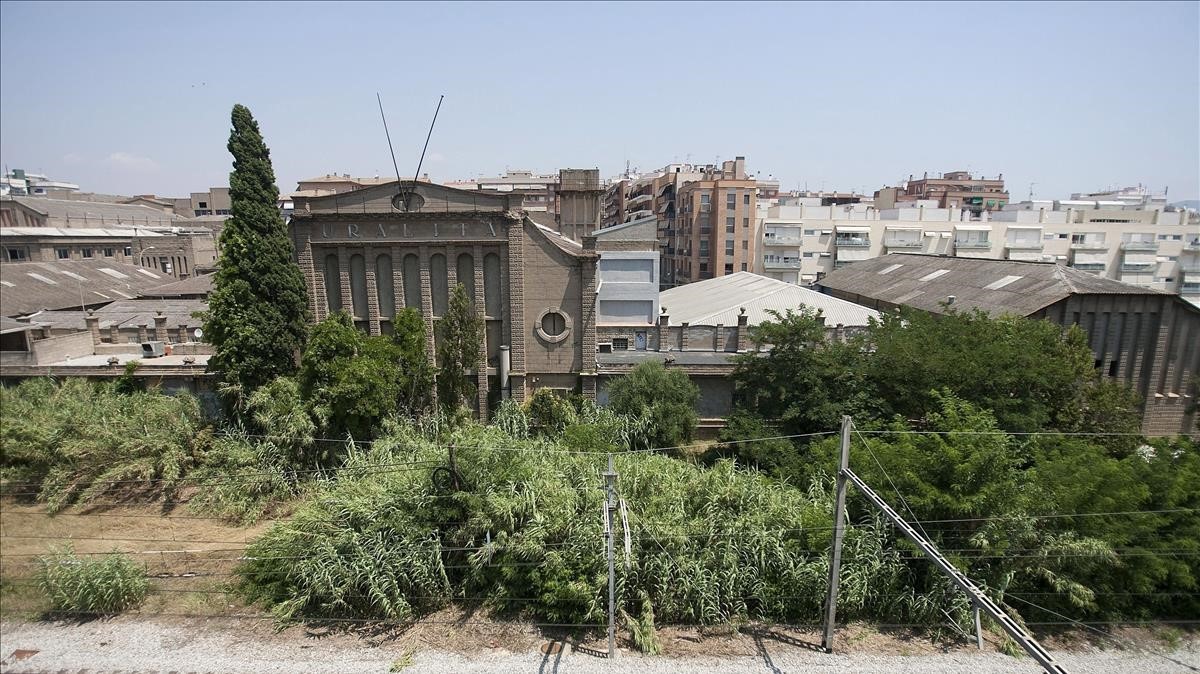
[153, 311, 168, 342]
[680, 322, 690, 351]
[85, 310, 101, 346]
[138, 323, 149, 343]
[736, 307, 750, 352]
[657, 309, 670, 352]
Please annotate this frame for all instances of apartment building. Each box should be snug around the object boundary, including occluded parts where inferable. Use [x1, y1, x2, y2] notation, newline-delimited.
[187, 187, 231, 217]
[673, 158, 759, 285]
[443, 170, 561, 214]
[758, 197, 1200, 301]
[876, 171, 1009, 216]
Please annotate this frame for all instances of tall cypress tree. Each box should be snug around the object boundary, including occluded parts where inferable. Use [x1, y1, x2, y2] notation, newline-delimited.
[204, 104, 309, 398]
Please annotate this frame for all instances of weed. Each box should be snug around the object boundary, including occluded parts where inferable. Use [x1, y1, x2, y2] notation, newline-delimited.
[35, 545, 150, 615]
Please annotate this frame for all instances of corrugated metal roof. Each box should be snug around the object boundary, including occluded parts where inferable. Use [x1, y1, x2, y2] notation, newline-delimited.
[816, 253, 1162, 317]
[29, 299, 208, 332]
[661, 272, 879, 327]
[141, 273, 213, 298]
[4, 196, 189, 226]
[1, 260, 170, 316]
[0, 227, 166, 238]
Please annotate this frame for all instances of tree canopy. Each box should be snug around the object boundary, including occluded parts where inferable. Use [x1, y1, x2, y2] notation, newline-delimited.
[436, 284, 483, 411]
[606, 360, 699, 449]
[204, 104, 309, 398]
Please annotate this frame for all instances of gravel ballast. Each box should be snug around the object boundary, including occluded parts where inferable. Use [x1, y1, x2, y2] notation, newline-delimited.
[1, 619, 1196, 674]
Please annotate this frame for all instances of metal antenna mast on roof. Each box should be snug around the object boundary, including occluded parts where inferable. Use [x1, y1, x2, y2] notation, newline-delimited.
[376, 93, 405, 209]
[409, 95, 444, 204]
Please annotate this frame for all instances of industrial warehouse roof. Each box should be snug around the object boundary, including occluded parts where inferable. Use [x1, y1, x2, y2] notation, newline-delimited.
[0, 227, 167, 238]
[25, 299, 208, 332]
[3, 196, 190, 227]
[141, 273, 213, 298]
[816, 254, 1163, 317]
[660, 272, 880, 327]
[0, 260, 171, 316]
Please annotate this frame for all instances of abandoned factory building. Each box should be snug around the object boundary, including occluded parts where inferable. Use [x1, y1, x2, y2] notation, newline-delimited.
[289, 178, 602, 419]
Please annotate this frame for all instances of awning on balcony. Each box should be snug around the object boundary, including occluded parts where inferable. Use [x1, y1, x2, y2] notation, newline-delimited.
[954, 223, 992, 231]
[836, 225, 871, 233]
[1006, 224, 1043, 230]
[885, 225, 922, 231]
[820, 229, 833, 235]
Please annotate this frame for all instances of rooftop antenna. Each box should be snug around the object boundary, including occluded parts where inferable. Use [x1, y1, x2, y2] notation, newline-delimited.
[376, 93, 405, 208]
[1028, 182, 1036, 200]
[409, 95, 444, 198]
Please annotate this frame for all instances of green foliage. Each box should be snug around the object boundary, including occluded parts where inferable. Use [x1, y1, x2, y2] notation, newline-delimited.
[436, 283, 483, 411]
[733, 308, 878, 437]
[392, 308, 435, 413]
[299, 311, 429, 440]
[0, 378, 203, 510]
[606, 360, 699, 449]
[715, 410, 797, 471]
[36, 546, 149, 615]
[526, 389, 578, 436]
[491, 399, 530, 439]
[862, 308, 1098, 433]
[113, 360, 143, 395]
[235, 418, 945, 629]
[204, 103, 309, 398]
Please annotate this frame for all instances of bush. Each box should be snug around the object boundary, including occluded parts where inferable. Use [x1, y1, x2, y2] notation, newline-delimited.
[606, 361, 699, 449]
[235, 418, 945, 628]
[36, 546, 150, 615]
[0, 378, 205, 510]
[525, 389, 577, 436]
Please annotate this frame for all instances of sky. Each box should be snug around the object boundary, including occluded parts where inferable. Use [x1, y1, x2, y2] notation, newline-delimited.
[1, 1, 1198, 201]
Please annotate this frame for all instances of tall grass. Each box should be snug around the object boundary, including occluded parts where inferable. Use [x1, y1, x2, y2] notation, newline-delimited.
[0, 379, 204, 510]
[35, 546, 150, 615]
[235, 418, 964, 628]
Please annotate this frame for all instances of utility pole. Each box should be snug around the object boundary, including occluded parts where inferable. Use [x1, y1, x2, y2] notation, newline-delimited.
[604, 453, 618, 659]
[821, 415, 852, 653]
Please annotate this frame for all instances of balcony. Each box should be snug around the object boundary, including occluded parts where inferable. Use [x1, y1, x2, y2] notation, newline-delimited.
[1121, 240, 1159, 251]
[883, 237, 923, 249]
[1071, 263, 1106, 273]
[954, 239, 992, 249]
[1187, 240, 1200, 251]
[834, 236, 871, 247]
[627, 193, 652, 207]
[764, 259, 802, 270]
[1119, 263, 1156, 273]
[763, 236, 801, 247]
[1180, 282, 1200, 295]
[1005, 240, 1044, 250]
[1070, 241, 1108, 251]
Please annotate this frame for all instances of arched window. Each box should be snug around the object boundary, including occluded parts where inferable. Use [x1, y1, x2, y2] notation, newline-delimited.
[483, 253, 502, 318]
[375, 254, 395, 318]
[402, 253, 421, 313]
[431, 253, 448, 316]
[349, 254, 367, 319]
[324, 253, 342, 313]
[457, 253, 475, 308]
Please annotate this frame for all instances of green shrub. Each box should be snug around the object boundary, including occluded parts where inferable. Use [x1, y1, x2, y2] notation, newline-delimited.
[235, 418, 944, 628]
[525, 389, 578, 436]
[0, 378, 204, 510]
[606, 361, 698, 449]
[36, 546, 150, 615]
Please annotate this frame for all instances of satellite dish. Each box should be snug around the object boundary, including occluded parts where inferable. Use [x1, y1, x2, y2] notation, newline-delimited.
[193, 328, 203, 339]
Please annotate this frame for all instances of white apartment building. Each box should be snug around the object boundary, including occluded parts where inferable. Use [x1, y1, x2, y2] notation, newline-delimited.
[758, 197, 1200, 301]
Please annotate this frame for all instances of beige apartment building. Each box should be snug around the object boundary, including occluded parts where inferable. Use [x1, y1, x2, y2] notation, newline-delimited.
[875, 171, 1009, 216]
[673, 158, 759, 284]
[758, 196, 1200, 302]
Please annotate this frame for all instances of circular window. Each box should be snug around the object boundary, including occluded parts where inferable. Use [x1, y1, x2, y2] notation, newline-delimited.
[535, 308, 571, 343]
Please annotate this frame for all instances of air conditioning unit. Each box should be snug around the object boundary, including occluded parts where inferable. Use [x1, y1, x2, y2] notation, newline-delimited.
[141, 341, 166, 358]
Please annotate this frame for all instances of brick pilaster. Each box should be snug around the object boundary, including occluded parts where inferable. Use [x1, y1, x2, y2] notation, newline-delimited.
[366, 267, 381, 336]
[506, 215, 527, 402]
[474, 244, 489, 419]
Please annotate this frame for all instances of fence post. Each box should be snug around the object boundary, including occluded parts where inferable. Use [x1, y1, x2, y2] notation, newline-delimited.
[821, 415, 852, 653]
[974, 606, 984, 650]
[604, 453, 618, 659]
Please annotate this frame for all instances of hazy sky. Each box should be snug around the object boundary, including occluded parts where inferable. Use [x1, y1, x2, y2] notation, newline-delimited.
[2, 1, 1197, 201]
